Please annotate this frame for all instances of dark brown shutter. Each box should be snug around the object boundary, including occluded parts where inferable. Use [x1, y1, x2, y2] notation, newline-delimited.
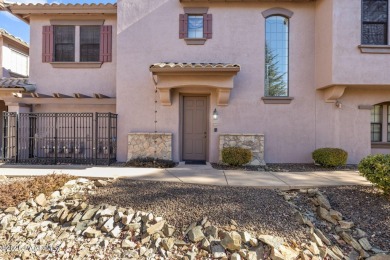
[42, 25, 54, 63]
[100, 25, 112, 62]
[204, 14, 212, 39]
[179, 14, 188, 39]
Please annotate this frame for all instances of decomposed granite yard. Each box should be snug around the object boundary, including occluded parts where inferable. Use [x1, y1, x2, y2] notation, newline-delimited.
[0, 174, 389, 259]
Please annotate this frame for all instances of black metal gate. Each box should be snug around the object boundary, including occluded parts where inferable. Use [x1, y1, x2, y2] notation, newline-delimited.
[2, 112, 117, 165]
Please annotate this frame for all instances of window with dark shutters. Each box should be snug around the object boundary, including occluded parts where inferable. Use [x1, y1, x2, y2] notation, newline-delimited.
[100, 25, 112, 62]
[42, 24, 112, 64]
[179, 10, 212, 42]
[179, 14, 188, 39]
[42, 25, 54, 63]
[203, 14, 212, 39]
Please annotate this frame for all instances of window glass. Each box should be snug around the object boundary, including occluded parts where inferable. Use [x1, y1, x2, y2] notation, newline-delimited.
[371, 105, 383, 142]
[188, 15, 204, 38]
[388, 105, 390, 141]
[265, 16, 289, 97]
[362, 0, 388, 45]
[54, 26, 75, 62]
[80, 26, 100, 62]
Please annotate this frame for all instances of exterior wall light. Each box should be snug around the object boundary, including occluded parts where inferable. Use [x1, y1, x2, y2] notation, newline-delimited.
[213, 108, 218, 120]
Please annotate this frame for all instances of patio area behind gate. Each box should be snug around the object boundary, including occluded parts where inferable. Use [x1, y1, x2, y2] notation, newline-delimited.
[1, 112, 117, 165]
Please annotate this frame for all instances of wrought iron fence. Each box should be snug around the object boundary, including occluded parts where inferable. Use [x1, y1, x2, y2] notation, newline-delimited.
[2, 112, 117, 165]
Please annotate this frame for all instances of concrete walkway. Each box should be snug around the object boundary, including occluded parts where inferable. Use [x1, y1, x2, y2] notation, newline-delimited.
[0, 163, 371, 189]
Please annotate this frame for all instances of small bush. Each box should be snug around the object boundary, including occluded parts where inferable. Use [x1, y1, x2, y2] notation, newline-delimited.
[0, 174, 75, 209]
[358, 154, 390, 195]
[312, 148, 348, 167]
[125, 157, 176, 168]
[222, 147, 252, 166]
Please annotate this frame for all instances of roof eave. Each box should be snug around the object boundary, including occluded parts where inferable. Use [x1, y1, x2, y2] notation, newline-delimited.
[1, 32, 29, 49]
[8, 5, 117, 16]
[150, 67, 240, 74]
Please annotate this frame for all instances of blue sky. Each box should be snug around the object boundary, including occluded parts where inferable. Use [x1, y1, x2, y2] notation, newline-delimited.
[0, 0, 116, 44]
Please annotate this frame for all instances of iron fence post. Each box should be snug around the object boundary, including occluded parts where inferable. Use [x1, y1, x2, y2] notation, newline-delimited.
[54, 113, 58, 164]
[95, 112, 98, 165]
[108, 113, 112, 165]
[15, 113, 19, 163]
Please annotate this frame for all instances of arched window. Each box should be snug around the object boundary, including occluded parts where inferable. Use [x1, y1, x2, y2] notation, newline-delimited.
[264, 15, 289, 97]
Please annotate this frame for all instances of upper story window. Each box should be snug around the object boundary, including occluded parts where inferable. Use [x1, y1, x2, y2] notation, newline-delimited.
[264, 15, 289, 97]
[179, 8, 212, 45]
[42, 24, 112, 65]
[362, 0, 388, 45]
[54, 26, 75, 62]
[80, 26, 101, 62]
[188, 15, 204, 39]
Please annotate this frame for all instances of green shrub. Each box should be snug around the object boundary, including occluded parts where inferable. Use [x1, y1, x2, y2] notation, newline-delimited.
[222, 147, 252, 166]
[312, 148, 348, 167]
[358, 154, 390, 194]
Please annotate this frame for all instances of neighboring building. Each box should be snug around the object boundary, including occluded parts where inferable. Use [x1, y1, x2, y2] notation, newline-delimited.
[0, 29, 30, 156]
[0, 29, 29, 78]
[1, 0, 390, 165]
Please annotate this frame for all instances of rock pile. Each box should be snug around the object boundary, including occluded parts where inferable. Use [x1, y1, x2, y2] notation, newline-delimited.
[0, 177, 300, 259]
[1, 176, 389, 259]
[281, 189, 390, 260]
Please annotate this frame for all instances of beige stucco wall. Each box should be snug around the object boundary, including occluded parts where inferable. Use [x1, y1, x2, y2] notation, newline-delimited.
[29, 15, 117, 97]
[315, 0, 390, 88]
[117, 0, 317, 163]
[315, 88, 390, 162]
[32, 104, 115, 114]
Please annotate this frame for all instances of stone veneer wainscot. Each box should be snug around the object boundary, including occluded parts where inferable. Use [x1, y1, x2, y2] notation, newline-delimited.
[219, 134, 265, 166]
[127, 133, 172, 160]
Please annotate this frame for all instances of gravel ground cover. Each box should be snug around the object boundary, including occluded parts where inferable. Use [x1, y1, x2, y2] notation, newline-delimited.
[321, 186, 390, 252]
[88, 179, 308, 243]
[291, 186, 390, 252]
[211, 163, 358, 172]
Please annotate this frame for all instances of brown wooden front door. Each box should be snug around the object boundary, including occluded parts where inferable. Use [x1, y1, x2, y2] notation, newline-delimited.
[182, 96, 207, 161]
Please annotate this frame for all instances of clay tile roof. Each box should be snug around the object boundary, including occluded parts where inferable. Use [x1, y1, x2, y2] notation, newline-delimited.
[2, 2, 117, 22]
[150, 62, 240, 70]
[3, 2, 117, 8]
[0, 28, 29, 47]
[0, 78, 36, 92]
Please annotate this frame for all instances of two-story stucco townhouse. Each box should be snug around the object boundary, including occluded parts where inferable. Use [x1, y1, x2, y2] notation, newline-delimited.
[0, 28, 29, 79]
[1, 0, 390, 165]
[0, 28, 29, 155]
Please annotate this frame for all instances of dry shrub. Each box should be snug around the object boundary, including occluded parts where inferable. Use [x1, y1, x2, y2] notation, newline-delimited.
[125, 157, 177, 168]
[0, 174, 75, 209]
